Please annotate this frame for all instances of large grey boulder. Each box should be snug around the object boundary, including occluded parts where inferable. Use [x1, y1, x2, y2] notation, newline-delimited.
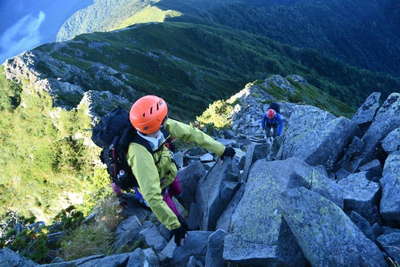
[383, 227, 400, 235]
[196, 158, 240, 230]
[338, 136, 364, 172]
[216, 185, 245, 231]
[280, 187, 387, 267]
[380, 152, 400, 224]
[383, 151, 400, 177]
[380, 173, 400, 224]
[205, 230, 226, 267]
[357, 93, 400, 166]
[292, 161, 344, 208]
[142, 248, 159, 267]
[186, 256, 203, 267]
[44, 253, 132, 267]
[223, 159, 307, 266]
[46, 248, 158, 267]
[127, 248, 159, 267]
[173, 231, 212, 266]
[139, 223, 167, 253]
[349, 211, 375, 241]
[279, 104, 357, 170]
[352, 92, 381, 126]
[240, 143, 256, 183]
[359, 159, 382, 181]
[120, 194, 151, 221]
[76, 254, 131, 267]
[113, 215, 142, 250]
[0, 248, 38, 267]
[335, 168, 351, 180]
[224, 157, 344, 265]
[159, 238, 177, 262]
[338, 172, 380, 223]
[382, 128, 400, 153]
[377, 232, 400, 262]
[187, 202, 202, 230]
[79, 90, 131, 119]
[178, 161, 207, 210]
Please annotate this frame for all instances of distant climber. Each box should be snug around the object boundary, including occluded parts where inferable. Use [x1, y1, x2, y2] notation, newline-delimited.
[261, 103, 284, 141]
[108, 95, 235, 246]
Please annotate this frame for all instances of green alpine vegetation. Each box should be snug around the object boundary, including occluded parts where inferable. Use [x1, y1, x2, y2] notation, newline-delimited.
[0, 66, 110, 221]
[36, 22, 399, 120]
[56, 0, 157, 42]
[111, 6, 181, 31]
[59, 0, 400, 76]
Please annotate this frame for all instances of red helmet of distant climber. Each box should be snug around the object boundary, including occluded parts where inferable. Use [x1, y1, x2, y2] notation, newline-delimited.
[129, 95, 168, 134]
[266, 109, 276, 119]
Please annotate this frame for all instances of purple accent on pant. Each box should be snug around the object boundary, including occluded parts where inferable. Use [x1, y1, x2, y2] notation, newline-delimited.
[163, 176, 182, 216]
[111, 183, 122, 195]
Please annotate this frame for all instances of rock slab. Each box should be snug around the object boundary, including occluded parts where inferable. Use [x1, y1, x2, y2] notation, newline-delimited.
[338, 172, 380, 223]
[0, 248, 38, 267]
[280, 187, 387, 267]
[205, 230, 226, 267]
[279, 105, 357, 170]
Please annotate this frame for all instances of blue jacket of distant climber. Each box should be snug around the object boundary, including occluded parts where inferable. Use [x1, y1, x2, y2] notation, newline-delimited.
[261, 113, 284, 136]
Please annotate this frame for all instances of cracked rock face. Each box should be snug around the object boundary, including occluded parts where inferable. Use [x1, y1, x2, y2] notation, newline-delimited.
[380, 152, 400, 224]
[377, 232, 400, 262]
[357, 93, 400, 166]
[224, 158, 309, 266]
[279, 104, 357, 170]
[280, 187, 387, 267]
[352, 92, 381, 126]
[382, 128, 400, 153]
[338, 172, 380, 223]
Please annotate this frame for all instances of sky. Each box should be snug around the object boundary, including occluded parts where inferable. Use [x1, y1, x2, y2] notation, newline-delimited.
[0, 0, 92, 63]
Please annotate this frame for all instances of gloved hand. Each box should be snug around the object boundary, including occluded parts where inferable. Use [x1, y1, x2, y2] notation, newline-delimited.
[221, 147, 236, 159]
[171, 223, 188, 246]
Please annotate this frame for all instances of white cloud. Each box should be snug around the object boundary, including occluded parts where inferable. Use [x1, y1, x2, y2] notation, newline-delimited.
[0, 11, 46, 63]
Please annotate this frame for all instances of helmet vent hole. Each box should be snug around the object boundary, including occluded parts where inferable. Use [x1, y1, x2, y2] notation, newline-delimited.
[150, 107, 153, 114]
[156, 103, 159, 110]
[142, 113, 145, 117]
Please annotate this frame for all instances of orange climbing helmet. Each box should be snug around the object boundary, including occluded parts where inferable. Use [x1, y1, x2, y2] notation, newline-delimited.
[266, 109, 276, 119]
[129, 95, 168, 134]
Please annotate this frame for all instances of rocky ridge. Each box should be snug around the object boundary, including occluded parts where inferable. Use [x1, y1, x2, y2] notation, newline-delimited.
[1, 76, 400, 266]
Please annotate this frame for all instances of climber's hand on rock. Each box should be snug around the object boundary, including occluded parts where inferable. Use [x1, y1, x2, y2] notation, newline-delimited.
[221, 147, 235, 159]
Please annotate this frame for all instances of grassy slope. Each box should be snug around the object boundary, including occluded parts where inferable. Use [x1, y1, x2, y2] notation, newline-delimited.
[56, 0, 150, 41]
[41, 22, 399, 120]
[57, 0, 400, 76]
[0, 67, 109, 221]
[112, 6, 181, 31]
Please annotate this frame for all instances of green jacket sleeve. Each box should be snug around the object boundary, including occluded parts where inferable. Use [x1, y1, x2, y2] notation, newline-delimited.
[127, 143, 181, 230]
[166, 119, 226, 156]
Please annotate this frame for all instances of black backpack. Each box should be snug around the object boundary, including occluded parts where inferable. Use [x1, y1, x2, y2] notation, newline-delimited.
[268, 102, 281, 113]
[92, 108, 154, 191]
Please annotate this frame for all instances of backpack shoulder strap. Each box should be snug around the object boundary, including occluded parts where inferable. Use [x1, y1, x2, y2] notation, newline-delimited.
[131, 133, 153, 154]
[125, 126, 172, 155]
[117, 126, 153, 154]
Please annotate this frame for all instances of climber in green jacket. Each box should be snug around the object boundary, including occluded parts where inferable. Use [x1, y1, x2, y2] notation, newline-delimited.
[125, 95, 235, 245]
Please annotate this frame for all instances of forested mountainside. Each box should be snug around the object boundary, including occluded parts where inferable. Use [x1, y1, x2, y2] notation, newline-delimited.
[16, 22, 400, 119]
[59, 0, 400, 76]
